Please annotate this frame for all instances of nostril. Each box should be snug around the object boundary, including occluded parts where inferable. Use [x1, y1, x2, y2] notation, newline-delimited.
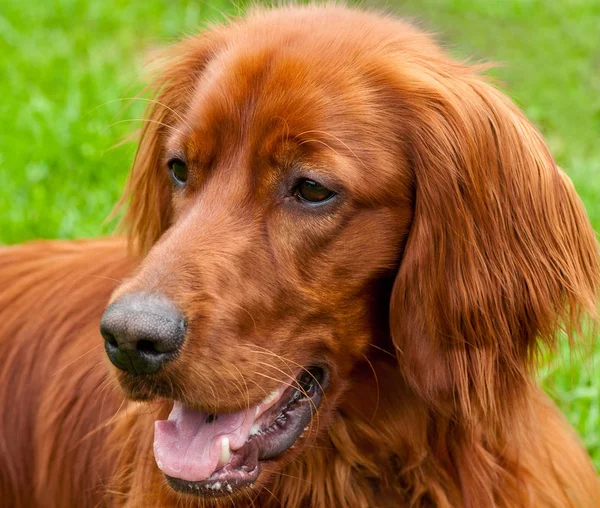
[136, 339, 159, 355]
[104, 332, 118, 349]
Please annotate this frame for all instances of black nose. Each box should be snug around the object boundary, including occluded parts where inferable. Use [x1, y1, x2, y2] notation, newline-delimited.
[100, 293, 186, 374]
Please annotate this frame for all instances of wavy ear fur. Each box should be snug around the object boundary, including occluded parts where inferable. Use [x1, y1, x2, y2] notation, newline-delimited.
[116, 30, 225, 254]
[389, 61, 599, 420]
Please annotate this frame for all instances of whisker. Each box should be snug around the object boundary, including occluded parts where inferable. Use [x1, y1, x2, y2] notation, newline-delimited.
[368, 342, 396, 358]
[52, 344, 103, 376]
[262, 467, 313, 485]
[259, 484, 283, 507]
[271, 115, 291, 139]
[246, 345, 326, 442]
[229, 362, 252, 412]
[252, 371, 299, 393]
[254, 361, 321, 437]
[89, 274, 125, 284]
[248, 345, 328, 412]
[295, 129, 368, 171]
[360, 352, 380, 423]
[219, 363, 252, 422]
[297, 138, 343, 159]
[69, 396, 127, 452]
[101, 118, 185, 136]
[245, 377, 269, 399]
[87, 97, 192, 131]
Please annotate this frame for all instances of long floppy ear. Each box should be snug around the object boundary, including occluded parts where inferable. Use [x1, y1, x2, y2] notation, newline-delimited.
[389, 62, 599, 419]
[115, 31, 225, 255]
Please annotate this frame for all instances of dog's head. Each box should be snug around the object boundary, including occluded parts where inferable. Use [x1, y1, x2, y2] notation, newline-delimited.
[99, 6, 598, 502]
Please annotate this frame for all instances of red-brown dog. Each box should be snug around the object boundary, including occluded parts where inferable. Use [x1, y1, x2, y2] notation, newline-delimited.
[1, 5, 599, 507]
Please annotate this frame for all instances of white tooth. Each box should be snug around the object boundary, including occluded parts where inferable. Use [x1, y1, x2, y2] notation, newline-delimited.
[262, 389, 279, 405]
[219, 437, 231, 465]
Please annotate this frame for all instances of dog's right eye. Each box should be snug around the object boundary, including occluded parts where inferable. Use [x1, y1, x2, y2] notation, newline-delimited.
[168, 159, 188, 185]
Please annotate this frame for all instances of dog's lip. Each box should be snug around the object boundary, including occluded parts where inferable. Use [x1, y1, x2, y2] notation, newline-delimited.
[156, 366, 328, 497]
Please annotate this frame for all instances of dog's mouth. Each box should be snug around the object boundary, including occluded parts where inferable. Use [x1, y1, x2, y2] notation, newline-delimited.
[154, 366, 328, 497]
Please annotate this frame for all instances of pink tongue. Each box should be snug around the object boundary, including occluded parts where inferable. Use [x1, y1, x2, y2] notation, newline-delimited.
[154, 388, 285, 482]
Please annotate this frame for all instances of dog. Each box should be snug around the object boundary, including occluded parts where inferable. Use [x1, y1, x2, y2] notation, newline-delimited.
[1, 5, 599, 507]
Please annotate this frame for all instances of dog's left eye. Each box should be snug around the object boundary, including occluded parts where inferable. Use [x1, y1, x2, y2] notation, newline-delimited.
[168, 159, 188, 185]
[295, 179, 335, 203]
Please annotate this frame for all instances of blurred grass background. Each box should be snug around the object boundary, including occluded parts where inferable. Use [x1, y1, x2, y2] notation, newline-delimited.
[0, 0, 598, 469]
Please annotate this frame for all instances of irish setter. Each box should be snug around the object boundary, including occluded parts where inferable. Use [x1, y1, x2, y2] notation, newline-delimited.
[1, 5, 599, 507]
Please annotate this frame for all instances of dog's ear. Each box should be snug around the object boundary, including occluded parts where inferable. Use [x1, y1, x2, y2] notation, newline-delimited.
[116, 32, 224, 255]
[388, 62, 599, 419]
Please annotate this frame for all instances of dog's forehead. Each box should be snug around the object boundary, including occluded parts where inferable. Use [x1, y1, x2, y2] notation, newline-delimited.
[184, 43, 344, 148]
[170, 34, 408, 199]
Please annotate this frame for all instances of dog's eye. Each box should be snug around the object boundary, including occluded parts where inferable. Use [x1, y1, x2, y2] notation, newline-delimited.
[168, 159, 188, 185]
[295, 179, 335, 203]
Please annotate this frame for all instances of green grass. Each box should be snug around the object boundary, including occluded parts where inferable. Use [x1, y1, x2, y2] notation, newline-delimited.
[0, 0, 598, 469]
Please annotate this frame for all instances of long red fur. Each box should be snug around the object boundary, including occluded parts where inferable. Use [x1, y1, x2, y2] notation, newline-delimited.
[1, 5, 599, 507]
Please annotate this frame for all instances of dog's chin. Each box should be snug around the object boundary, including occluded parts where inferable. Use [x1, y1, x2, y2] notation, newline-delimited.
[118, 366, 329, 499]
[113, 369, 182, 402]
